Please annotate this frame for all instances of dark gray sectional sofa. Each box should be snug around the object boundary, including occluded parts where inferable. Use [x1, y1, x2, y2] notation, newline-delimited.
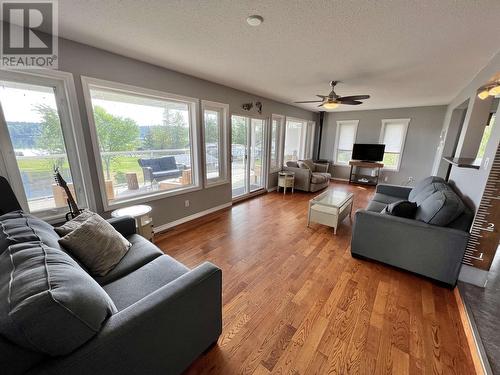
[0, 211, 222, 375]
[351, 176, 473, 287]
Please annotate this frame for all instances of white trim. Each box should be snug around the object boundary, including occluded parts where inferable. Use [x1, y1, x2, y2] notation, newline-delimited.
[379, 118, 410, 172]
[0, 69, 95, 218]
[332, 177, 349, 182]
[333, 120, 359, 166]
[267, 186, 278, 192]
[201, 100, 230, 187]
[154, 202, 232, 233]
[270, 114, 285, 172]
[81, 76, 201, 211]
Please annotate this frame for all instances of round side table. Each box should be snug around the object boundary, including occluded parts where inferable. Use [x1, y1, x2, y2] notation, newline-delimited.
[278, 171, 295, 194]
[111, 204, 153, 241]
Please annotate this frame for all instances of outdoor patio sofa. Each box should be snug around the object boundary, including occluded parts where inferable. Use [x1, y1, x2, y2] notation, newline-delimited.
[138, 156, 185, 183]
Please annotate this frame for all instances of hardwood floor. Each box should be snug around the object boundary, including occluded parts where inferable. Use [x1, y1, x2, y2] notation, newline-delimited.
[155, 182, 475, 375]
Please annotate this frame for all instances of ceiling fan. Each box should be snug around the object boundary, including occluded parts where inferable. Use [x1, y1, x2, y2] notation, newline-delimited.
[294, 80, 370, 109]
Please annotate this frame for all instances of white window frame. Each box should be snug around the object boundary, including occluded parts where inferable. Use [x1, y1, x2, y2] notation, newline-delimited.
[284, 116, 308, 163]
[379, 118, 410, 171]
[81, 76, 201, 211]
[304, 121, 316, 160]
[201, 100, 229, 187]
[333, 120, 359, 166]
[270, 114, 285, 172]
[0, 69, 95, 222]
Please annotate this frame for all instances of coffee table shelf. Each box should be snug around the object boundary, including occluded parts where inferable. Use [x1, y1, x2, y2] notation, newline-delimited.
[307, 189, 354, 235]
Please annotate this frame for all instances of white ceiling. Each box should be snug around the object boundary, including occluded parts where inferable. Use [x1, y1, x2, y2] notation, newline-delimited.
[57, 0, 500, 112]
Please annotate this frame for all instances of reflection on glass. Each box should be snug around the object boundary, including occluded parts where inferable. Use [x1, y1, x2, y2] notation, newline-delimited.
[204, 110, 220, 179]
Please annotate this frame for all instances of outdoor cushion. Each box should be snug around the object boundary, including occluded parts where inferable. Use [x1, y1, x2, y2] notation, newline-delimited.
[157, 156, 177, 171]
[0, 212, 116, 356]
[152, 170, 181, 178]
[408, 176, 445, 202]
[372, 193, 403, 205]
[415, 188, 465, 226]
[103, 255, 189, 311]
[95, 234, 163, 285]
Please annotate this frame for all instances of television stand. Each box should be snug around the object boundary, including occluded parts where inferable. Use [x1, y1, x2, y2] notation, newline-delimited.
[348, 160, 384, 186]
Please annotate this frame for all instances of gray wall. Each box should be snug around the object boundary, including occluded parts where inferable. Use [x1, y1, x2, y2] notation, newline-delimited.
[57, 38, 316, 227]
[319, 106, 447, 185]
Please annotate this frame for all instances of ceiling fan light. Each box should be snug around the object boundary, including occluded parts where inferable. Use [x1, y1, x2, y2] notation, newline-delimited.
[488, 84, 500, 96]
[477, 89, 490, 100]
[322, 101, 339, 109]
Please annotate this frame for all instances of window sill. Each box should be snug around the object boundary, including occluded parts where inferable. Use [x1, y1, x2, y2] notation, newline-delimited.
[204, 179, 230, 188]
[102, 184, 202, 212]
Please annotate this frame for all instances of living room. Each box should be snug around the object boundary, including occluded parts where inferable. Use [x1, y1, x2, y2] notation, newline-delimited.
[1, 1, 500, 374]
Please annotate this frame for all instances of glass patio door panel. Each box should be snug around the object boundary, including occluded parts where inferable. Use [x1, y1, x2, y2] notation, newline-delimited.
[231, 115, 247, 198]
[249, 118, 264, 192]
[0, 80, 74, 213]
[231, 115, 265, 198]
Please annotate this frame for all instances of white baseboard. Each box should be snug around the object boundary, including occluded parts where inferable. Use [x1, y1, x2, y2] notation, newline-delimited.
[332, 177, 349, 182]
[267, 186, 278, 192]
[154, 202, 232, 233]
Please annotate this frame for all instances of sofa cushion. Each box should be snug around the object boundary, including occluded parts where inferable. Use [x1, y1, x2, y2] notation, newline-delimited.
[372, 193, 403, 205]
[103, 255, 189, 311]
[59, 214, 131, 277]
[0, 212, 116, 356]
[311, 172, 330, 184]
[95, 234, 163, 285]
[382, 200, 418, 219]
[54, 209, 95, 236]
[158, 156, 177, 171]
[408, 176, 445, 202]
[366, 200, 387, 213]
[152, 170, 181, 179]
[298, 159, 315, 171]
[415, 188, 465, 226]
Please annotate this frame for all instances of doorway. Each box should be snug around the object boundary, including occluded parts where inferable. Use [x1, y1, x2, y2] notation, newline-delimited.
[231, 115, 266, 199]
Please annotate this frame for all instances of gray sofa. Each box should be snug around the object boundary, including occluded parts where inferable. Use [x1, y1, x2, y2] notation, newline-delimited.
[351, 176, 473, 287]
[138, 156, 185, 183]
[284, 159, 331, 192]
[0, 210, 222, 375]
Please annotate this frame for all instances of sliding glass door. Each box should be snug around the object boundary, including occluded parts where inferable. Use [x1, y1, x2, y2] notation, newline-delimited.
[231, 115, 265, 199]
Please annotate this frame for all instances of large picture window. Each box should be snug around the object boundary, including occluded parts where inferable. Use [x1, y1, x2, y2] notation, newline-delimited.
[334, 120, 358, 165]
[202, 100, 229, 186]
[270, 114, 284, 172]
[82, 77, 199, 209]
[379, 118, 410, 171]
[0, 70, 91, 220]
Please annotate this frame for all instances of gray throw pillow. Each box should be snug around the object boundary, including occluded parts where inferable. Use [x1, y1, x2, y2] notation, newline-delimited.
[59, 214, 131, 277]
[54, 209, 95, 236]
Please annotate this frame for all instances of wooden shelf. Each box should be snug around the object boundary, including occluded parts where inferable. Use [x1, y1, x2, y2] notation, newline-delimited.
[443, 156, 481, 170]
[348, 160, 384, 186]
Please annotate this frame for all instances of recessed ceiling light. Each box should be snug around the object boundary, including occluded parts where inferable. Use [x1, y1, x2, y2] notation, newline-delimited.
[246, 15, 263, 27]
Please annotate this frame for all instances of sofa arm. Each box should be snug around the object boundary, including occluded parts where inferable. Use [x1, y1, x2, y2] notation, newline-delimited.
[107, 216, 136, 237]
[284, 166, 311, 191]
[141, 166, 153, 182]
[375, 184, 412, 199]
[314, 163, 329, 173]
[38, 262, 222, 375]
[352, 210, 468, 286]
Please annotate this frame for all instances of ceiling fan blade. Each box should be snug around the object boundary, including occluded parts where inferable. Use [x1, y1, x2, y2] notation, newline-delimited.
[340, 100, 363, 105]
[337, 95, 370, 101]
[316, 95, 327, 99]
[294, 100, 323, 103]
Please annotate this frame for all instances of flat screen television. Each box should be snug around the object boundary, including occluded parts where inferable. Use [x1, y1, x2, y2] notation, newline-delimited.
[351, 144, 385, 162]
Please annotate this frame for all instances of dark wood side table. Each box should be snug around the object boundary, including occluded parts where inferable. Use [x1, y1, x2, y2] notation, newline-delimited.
[348, 160, 384, 186]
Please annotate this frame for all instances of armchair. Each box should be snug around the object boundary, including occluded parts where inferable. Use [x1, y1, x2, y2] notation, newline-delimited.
[284, 159, 331, 192]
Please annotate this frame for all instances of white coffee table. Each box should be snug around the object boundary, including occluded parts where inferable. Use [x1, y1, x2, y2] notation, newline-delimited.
[307, 189, 354, 235]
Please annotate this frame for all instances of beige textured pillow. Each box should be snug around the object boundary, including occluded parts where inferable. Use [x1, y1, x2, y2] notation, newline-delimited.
[54, 209, 96, 236]
[59, 214, 131, 276]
